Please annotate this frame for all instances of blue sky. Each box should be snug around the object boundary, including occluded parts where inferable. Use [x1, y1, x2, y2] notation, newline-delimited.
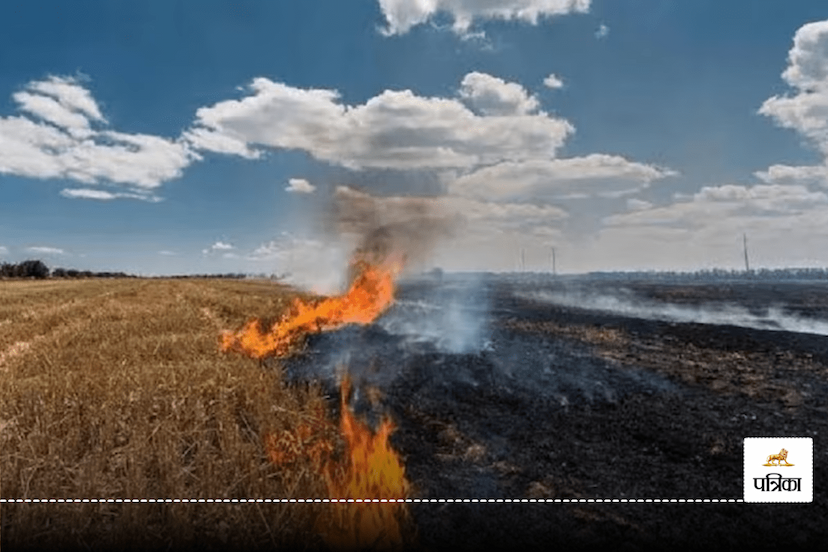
[2, 1, 828, 282]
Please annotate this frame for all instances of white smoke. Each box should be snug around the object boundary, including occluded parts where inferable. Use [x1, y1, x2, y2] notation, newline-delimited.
[378, 277, 491, 353]
[518, 289, 828, 336]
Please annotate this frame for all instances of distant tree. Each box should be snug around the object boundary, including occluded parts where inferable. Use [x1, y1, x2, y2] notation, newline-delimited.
[52, 267, 67, 278]
[18, 259, 50, 279]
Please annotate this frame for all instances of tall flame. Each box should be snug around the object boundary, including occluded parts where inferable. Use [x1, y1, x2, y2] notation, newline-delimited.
[322, 375, 411, 549]
[227, 251, 413, 548]
[221, 254, 404, 359]
[264, 375, 411, 550]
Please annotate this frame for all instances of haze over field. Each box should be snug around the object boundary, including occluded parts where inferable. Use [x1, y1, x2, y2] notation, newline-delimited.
[2, 1, 828, 287]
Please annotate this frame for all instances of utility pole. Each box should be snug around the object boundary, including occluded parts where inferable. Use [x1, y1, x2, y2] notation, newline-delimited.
[743, 233, 750, 272]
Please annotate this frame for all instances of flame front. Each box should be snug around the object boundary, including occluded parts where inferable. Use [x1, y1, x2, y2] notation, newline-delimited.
[263, 375, 411, 550]
[226, 251, 413, 548]
[322, 375, 410, 549]
[221, 254, 404, 359]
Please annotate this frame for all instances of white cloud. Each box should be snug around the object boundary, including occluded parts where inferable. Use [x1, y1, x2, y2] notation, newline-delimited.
[184, 74, 574, 171]
[758, 20, 828, 183]
[595, 23, 609, 39]
[607, 183, 828, 230]
[693, 183, 827, 206]
[0, 246, 8, 256]
[60, 188, 162, 202]
[569, 180, 828, 272]
[26, 246, 65, 255]
[285, 178, 316, 193]
[543, 73, 564, 89]
[247, 235, 327, 262]
[444, 195, 568, 224]
[459, 72, 540, 116]
[626, 198, 653, 211]
[180, 126, 261, 160]
[755, 163, 828, 187]
[158, 250, 177, 256]
[749, 19, 828, 213]
[377, 0, 591, 36]
[202, 241, 235, 255]
[778, 20, 828, 93]
[13, 91, 96, 137]
[27, 75, 105, 122]
[0, 75, 198, 198]
[449, 154, 677, 201]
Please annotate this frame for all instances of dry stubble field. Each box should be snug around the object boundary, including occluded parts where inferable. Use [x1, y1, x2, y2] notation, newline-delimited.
[0, 278, 351, 551]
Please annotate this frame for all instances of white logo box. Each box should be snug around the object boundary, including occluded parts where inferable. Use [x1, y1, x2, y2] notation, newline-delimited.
[744, 437, 813, 503]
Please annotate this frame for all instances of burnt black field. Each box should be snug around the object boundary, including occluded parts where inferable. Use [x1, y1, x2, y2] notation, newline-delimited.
[280, 273, 828, 551]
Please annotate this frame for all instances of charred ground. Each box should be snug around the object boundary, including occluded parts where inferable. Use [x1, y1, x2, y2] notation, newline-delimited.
[282, 275, 828, 551]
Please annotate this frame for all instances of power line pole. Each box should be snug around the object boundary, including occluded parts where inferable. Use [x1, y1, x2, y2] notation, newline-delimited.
[743, 233, 750, 272]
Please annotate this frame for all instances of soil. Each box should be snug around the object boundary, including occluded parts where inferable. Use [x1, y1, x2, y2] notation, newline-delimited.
[282, 276, 828, 551]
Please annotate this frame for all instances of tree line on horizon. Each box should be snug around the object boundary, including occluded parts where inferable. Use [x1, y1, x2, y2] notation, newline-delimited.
[5, 258, 828, 282]
[0, 260, 136, 279]
[0, 259, 253, 280]
[583, 266, 828, 281]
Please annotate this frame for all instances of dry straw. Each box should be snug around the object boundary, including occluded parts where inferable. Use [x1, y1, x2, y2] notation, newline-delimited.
[0, 278, 365, 550]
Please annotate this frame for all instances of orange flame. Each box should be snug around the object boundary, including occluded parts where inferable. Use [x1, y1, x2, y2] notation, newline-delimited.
[226, 251, 411, 547]
[321, 375, 410, 550]
[221, 254, 404, 359]
[263, 375, 411, 550]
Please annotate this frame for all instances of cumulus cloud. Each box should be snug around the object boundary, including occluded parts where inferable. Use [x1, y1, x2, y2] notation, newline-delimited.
[0, 75, 198, 199]
[285, 178, 317, 193]
[693, 183, 827, 206]
[184, 74, 574, 172]
[449, 154, 677, 201]
[758, 20, 828, 186]
[595, 23, 609, 39]
[377, 0, 591, 36]
[179, 126, 260, 160]
[202, 241, 235, 255]
[755, 164, 828, 187]
[26, 246, 65, 255]
[599, 18, 828, 269]
[543, 73, 564, 89]
[605, 183, 828, 232]
[760, 20, 828, 154]
[0, 246, 8, 256]
[459, 72, 540, 115]
[568, 180, 828, 271]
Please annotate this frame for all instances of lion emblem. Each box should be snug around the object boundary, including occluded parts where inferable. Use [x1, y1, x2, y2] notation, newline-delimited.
[765, 448, 793, 466]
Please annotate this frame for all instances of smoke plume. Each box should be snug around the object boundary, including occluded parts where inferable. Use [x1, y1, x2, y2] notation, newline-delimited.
[331, 186, 462, 275]
[519, 288, 828, 336]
